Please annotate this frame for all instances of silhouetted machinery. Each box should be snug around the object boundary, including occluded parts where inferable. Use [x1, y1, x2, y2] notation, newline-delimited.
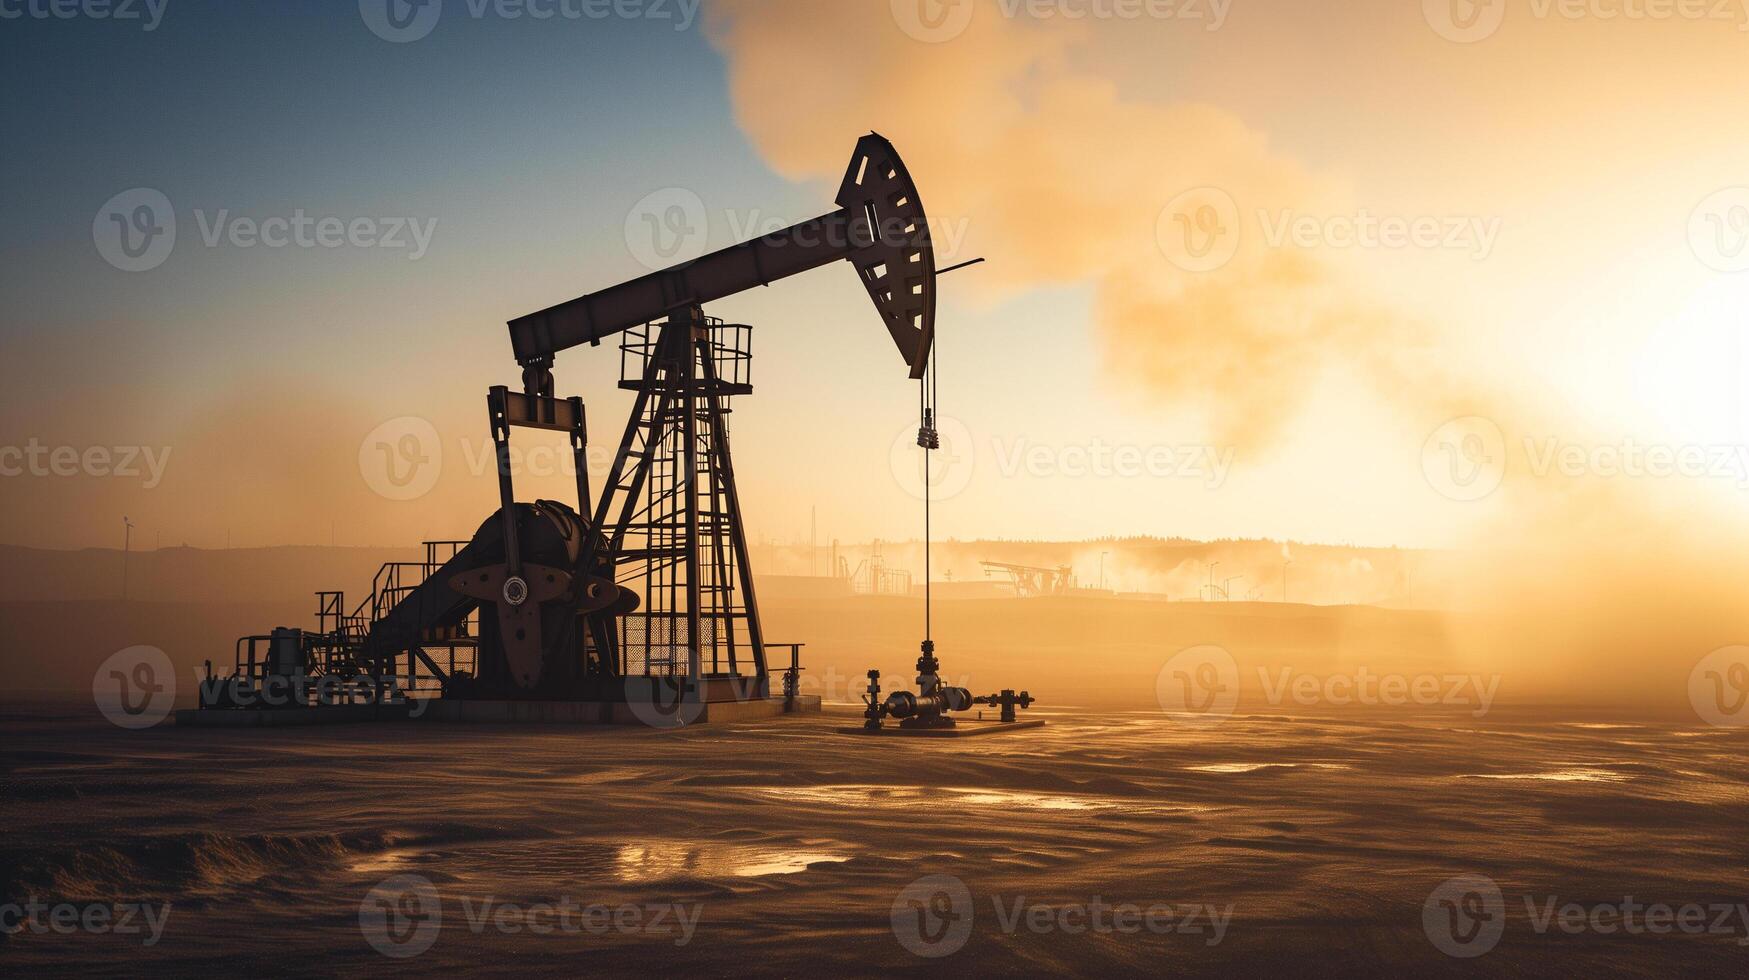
[860, 642, 1035, 731]
[202, 133, 1031, 722]
[980, 560, 1077, 597]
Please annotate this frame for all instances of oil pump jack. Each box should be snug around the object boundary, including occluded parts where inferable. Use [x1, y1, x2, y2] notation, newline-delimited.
[201, 132, 1031, 725]
[471, 131, 942, 704]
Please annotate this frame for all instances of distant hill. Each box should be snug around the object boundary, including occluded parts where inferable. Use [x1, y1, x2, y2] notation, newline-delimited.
[0, 544, 421, 604]
[755, 537, 1464, 608]
[0, 538, 1462, 609]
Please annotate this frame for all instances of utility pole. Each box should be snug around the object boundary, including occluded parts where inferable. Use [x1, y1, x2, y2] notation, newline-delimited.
[1099, 550, 1109, 591]
[1223, 575, 1241, 602]
[121, 516, 134, 601]
[1206, 561, 1219, 602]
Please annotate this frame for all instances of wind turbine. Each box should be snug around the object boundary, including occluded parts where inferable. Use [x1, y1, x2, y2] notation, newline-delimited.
[122, 516, 135, 601]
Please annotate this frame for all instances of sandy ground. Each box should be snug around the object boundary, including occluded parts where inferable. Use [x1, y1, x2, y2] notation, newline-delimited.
[4, 700, 1748, 977]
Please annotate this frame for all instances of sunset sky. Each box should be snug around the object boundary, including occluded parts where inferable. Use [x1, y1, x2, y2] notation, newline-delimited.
[4, 0, 1748, 554]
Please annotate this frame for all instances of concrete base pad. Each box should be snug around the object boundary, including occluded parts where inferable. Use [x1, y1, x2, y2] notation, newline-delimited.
[175, 703, 412, 727]
[427, 694, 820, 726]
[836, 719, 1047, 737]
[177, 695, 821, 728]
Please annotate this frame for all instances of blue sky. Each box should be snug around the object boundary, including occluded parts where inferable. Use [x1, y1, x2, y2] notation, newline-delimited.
[7, 0, 1744, 554]
[0, 1, 1100, 549]
[2, 0, 775, 335]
